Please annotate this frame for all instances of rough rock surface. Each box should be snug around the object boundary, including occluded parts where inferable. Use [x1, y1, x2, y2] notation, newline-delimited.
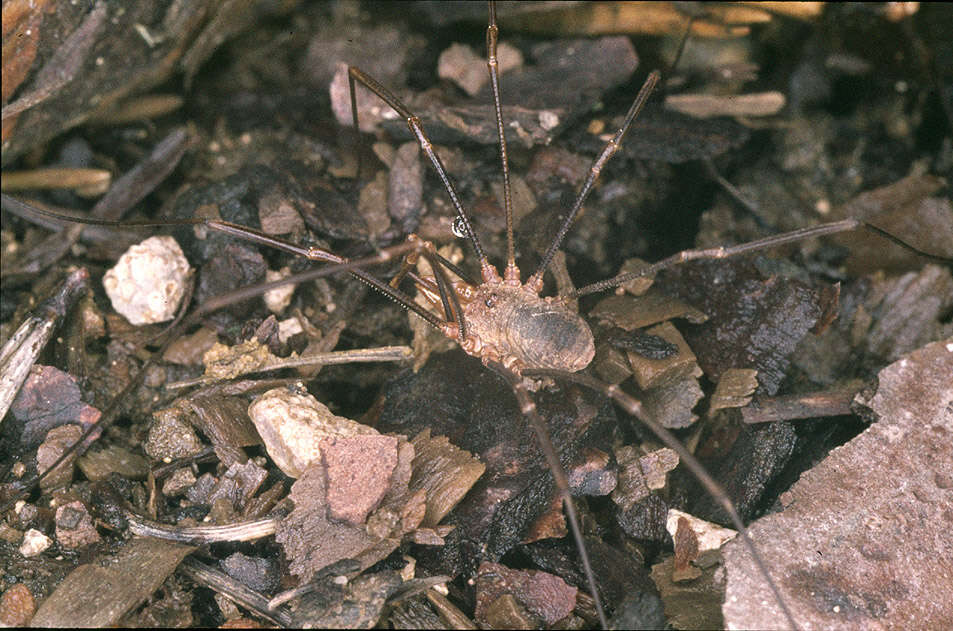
[102, 236, 191, 325]
[723, 338, 953, 630]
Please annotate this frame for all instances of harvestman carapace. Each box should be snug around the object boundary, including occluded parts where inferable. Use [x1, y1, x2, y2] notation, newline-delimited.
[5, 1, 952, 628]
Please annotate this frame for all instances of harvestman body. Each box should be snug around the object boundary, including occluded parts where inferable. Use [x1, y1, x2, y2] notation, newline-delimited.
[6, 2, 951, 629]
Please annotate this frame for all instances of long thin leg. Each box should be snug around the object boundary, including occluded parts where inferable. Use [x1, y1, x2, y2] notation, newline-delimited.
[347, 67, 502, 284]
[421, 248, 468, 340]
[389, 248, 478, 292]
[0, 237, 446, 513]
[385, 245, 473, 340]
[7, 196, 459, 332]
[702, 156, 775, 231]
[527, 71, 660, 293]
[488, 361, 609, 630]
[568, 218, 953, 298]
[485, 1, 518, 283]
[525, 368, 800, 630]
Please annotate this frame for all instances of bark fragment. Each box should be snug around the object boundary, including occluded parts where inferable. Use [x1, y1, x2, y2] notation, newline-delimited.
[30, 538, 194, 627]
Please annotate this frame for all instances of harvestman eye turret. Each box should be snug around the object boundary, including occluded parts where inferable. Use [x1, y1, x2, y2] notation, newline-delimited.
[5, 1, 952, 629]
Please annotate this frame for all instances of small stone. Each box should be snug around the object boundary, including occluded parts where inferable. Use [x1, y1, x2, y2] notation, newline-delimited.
[10, 365, 101, 448]
[257, 191, 305, 236]
[438, 41, 523, 97]
[438, 43, 486, 97]
[474, 562, 577, 627]
[102, 236, 191, 325]
[162, 467, 197, 496]
[221, 552, 280, 593]
[145, 406, 204, 461]
[538, 109, 560, 131]
[330, 62, 394, 133]
[263, 267, 295, 314]
[388, 141, 423, 233]
[19, 529, 51, 558]
[276, 316, 303, 343]
[13, 501, 37, 530]
[55, 501, 101, 549]
[248, 388, 378, 478]
[77, 445, 149, 481]
[667, 509, 736, 577]
[0, 522, 22, 544]
[186, 472, 217, 504]
[358, 170, 390, 240]
[0, 584, 36, 627]
[322, 435, 399, 526]
[36, 424, 83, 490]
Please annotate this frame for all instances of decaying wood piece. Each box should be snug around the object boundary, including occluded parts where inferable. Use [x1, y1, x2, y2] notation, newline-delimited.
[740, 386, 857, 424]
[1, 1, 273, 165]
[276, 426, 484, 584]
[709, 368, 759, 414]
[29, 537, 194, 627]
[0, 268, 89, 421]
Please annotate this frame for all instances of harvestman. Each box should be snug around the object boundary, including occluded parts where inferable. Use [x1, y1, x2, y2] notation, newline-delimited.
[6, 2, 951, 629]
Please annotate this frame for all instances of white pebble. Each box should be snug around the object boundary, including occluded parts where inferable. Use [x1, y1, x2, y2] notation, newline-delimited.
[19, 528, 52, 557]
[264, 267, 295, 314]
[277, 317, 303, 343]
[248, 388, 378, 477]
[438, 43, 487, 97]
[103, 236, 191, 325]
[539, 109, 560, 131]
[667, 509, 737, 568]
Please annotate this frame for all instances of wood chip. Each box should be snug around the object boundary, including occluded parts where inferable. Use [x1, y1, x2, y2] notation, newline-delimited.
[77, 444, 148, 481]
[474, 562, 577, 628]
[591, 291, 708, 332]
[829, 174, 953, 275]
[666, 509, 736, 580]
[641, 375, 704, 429]
[626, 322, 703, 390]
[709, 368, 759, 413]
[30, 538, 194, 627]
[612, 445, 679, 509]
[187, 395, 261, 466]
[665, 92, 786, 119]
[408, 429, 486, 528]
